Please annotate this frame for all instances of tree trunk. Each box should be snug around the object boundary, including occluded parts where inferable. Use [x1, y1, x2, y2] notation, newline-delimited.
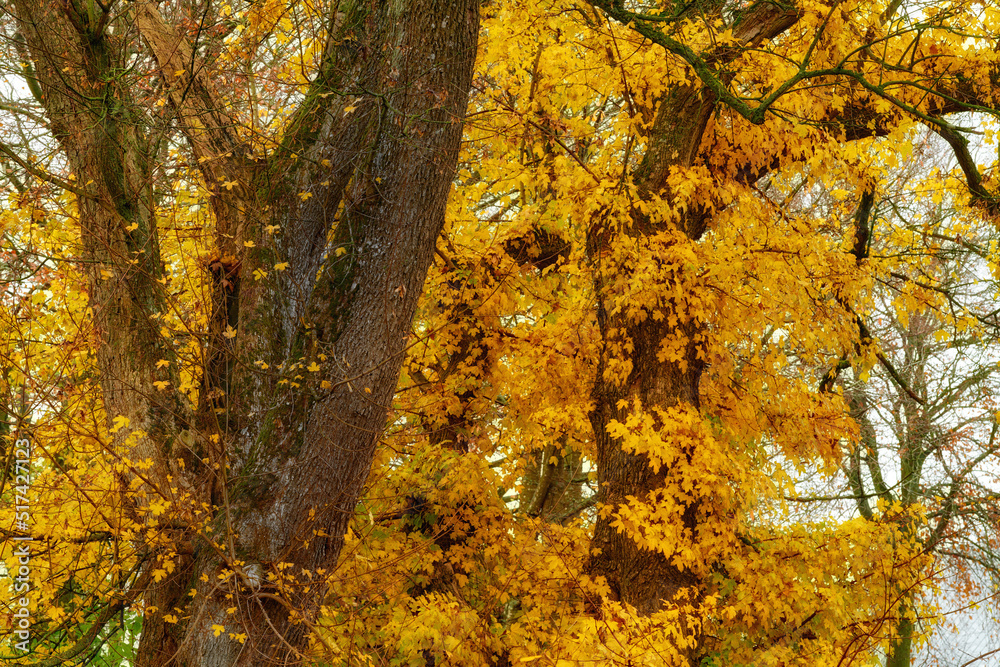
[10, 1, 479, 664]
[582, 1, 801, 656]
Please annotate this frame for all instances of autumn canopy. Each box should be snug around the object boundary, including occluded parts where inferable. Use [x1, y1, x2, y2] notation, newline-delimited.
[2, 0, 1000, 665]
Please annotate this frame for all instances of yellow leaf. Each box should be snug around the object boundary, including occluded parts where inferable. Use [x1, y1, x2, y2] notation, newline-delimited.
[274, 262, 289, 271]
[212, 624, 225, 637]
[109, 415, 130, 434]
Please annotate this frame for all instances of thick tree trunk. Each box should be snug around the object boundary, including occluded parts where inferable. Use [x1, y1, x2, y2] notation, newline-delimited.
[584, 98, 711, 624]
[582, 2, 801, 656]
[11, 1, 479, 665]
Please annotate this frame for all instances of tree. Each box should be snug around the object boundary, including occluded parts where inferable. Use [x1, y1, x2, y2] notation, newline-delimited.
[320, 1, 1000, 664]
[757, 128, 1000, 665]
[842, 176, 1000, 667]
[4, 0, 1000, 665]
[1, 0, 479, 664]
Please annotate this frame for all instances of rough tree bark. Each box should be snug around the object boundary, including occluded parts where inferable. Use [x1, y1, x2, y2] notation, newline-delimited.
[582, 0, 999, 660]
[582, 1, 801, 631]
[9, 0, 479, 665]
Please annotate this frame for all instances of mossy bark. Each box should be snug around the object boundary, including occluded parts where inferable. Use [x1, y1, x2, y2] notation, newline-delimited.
[11, 1, 479, 665]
